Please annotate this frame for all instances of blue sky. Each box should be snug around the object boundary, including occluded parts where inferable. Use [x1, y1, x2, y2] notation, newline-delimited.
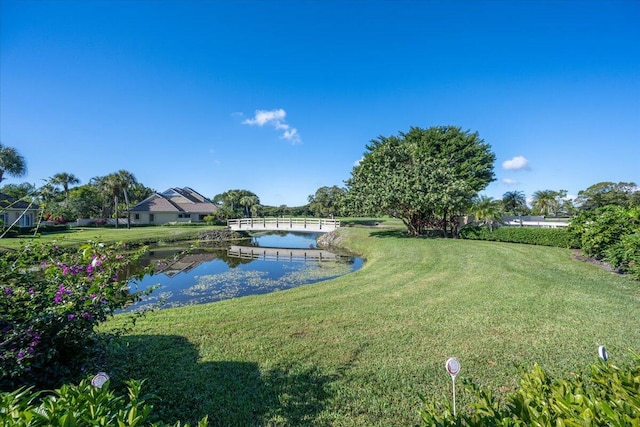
[1, 0, 638, 207]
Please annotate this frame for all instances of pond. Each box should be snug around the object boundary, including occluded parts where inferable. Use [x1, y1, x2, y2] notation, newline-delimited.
[125, 232, 362, 311]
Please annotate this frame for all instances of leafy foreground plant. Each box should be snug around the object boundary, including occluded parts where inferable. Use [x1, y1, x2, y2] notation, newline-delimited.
[0, 378, 208, 427]
[419, 352, 640, 426]
[1, 241, 153, 390]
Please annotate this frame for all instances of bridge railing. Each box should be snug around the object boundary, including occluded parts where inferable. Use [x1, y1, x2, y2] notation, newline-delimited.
[227, 217, 340, 232]
[227, 246, 342, 262]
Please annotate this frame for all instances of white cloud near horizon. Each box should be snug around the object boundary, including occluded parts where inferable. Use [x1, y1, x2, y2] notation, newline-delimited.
[242, 108, 301, 144]
[502, 156, 530, 171]
[502, 178, 518, 185]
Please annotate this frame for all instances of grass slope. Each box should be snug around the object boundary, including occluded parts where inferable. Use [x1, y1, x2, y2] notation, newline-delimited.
[0, 225, 223, 251]
[103, 226, 640, 426]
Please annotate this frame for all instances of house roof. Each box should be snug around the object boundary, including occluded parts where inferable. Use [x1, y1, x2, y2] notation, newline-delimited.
[0, 193, 40, 210]
[130, 187, 217, 214]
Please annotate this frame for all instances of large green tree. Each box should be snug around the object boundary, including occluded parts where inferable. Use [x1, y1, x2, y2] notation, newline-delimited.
[67, 184, 103, 219]
[0, 143, 27, 183]
[0, 182, 36, 200]
[345, 126, 495, 236]
[575, 181, 639, 211]
[308, 186, 346, 218]
[214, 189, 260, 219]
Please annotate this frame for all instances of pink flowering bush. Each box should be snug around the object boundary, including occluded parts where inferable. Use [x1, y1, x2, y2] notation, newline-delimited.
[1, 241, 153, 390]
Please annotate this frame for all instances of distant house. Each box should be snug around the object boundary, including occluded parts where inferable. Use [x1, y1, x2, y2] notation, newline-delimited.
[130, 187, 217, 225]
[0, 193, 40, 229]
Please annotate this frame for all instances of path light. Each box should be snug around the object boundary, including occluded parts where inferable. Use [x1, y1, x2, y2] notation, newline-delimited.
[598, 345, 609, 362]
[445, 357, 461, 417]
[91, 372, 110, 388]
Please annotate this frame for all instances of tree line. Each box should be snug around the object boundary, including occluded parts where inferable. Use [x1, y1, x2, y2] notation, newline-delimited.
[2, 132, 639, 236]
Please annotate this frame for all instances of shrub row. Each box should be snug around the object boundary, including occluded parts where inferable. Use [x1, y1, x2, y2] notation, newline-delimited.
[419, 352, 640, 426]
[459, 225, 575, 248]
[0, 224, 69, 238]
[0, 378, 208, 426]
[568, 205, 640, 280]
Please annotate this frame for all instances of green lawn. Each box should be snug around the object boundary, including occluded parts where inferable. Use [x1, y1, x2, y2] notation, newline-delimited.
[99, 224, 640, 426]
[0, 224, 224, 252]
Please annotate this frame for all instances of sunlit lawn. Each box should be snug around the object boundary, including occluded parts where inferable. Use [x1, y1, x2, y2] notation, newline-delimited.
[0, 224, 224, 252]
[101, 224, 640, 426]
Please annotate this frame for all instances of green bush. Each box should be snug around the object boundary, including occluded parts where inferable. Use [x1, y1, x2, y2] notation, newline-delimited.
[577, 205, 636, 259]
[0, 241, 153, 390]
[419, 353, 640, 426]
[38, 224, 70, 233]
[459, 225, 575, 248]
[605, 231, 640, 280]
[0, 378, 209, 427]
[0, 227, 19, 238]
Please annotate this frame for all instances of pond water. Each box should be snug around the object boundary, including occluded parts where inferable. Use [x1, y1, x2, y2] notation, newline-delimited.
[125, 232, 362, 311]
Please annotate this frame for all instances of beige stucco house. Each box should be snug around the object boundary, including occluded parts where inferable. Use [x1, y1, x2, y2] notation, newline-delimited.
[129, 187, 217, 225]
[0, 193, 39, 229]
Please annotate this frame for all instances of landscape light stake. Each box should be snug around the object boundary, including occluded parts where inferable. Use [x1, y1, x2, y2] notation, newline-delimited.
[598, 345, 608, 361]
[91, 372, 110, 388]
[445, 357, 461, 417]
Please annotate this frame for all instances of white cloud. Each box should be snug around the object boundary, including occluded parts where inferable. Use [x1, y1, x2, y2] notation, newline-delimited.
[502, 156, 530, 171]
[282, 128, 299, 141]
[502, 178, 518, 185]
[354, 157, 363, 167]
[242, 108, 301, 143]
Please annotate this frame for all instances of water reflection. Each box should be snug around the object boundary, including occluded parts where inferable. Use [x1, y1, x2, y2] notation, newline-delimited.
[126, 232, 361, 311]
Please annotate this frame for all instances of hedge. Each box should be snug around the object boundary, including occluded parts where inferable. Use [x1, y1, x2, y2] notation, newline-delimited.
[459, 225, 575, 248]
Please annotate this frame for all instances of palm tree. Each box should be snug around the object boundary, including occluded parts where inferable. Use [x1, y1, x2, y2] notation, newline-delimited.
[531, 190, 559, 216]
[0, 143, 27, 183]
[470, 195, 503, 232]
[239, 194, 260, 217]
[50, 172, 80, 206]
[98, 170, 137, 228]
[225, 190, 241, 216]
[502, 191, 528, 216]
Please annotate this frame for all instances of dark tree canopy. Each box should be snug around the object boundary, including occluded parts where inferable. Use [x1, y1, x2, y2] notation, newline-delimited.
[0, 182, 36, 200]
[576, 181, 639, 211]
[502, 190, 529, 216]
[308, 185, 346, 217]
[213, 189, 260, 219]
[345, 126, 495, 236]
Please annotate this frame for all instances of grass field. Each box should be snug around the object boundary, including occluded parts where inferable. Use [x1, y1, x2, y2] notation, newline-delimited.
[95, 223, 640, 426]
[0, 224, 224, 252]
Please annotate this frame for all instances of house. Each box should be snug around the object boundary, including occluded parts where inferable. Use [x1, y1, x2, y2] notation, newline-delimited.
[0, 193, 40, 229]
[130, 187, 217, 225]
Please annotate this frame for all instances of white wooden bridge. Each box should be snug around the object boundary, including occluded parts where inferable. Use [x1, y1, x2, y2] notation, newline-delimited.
[227, 217, 340, 233]
[227, 245, 343, 262]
